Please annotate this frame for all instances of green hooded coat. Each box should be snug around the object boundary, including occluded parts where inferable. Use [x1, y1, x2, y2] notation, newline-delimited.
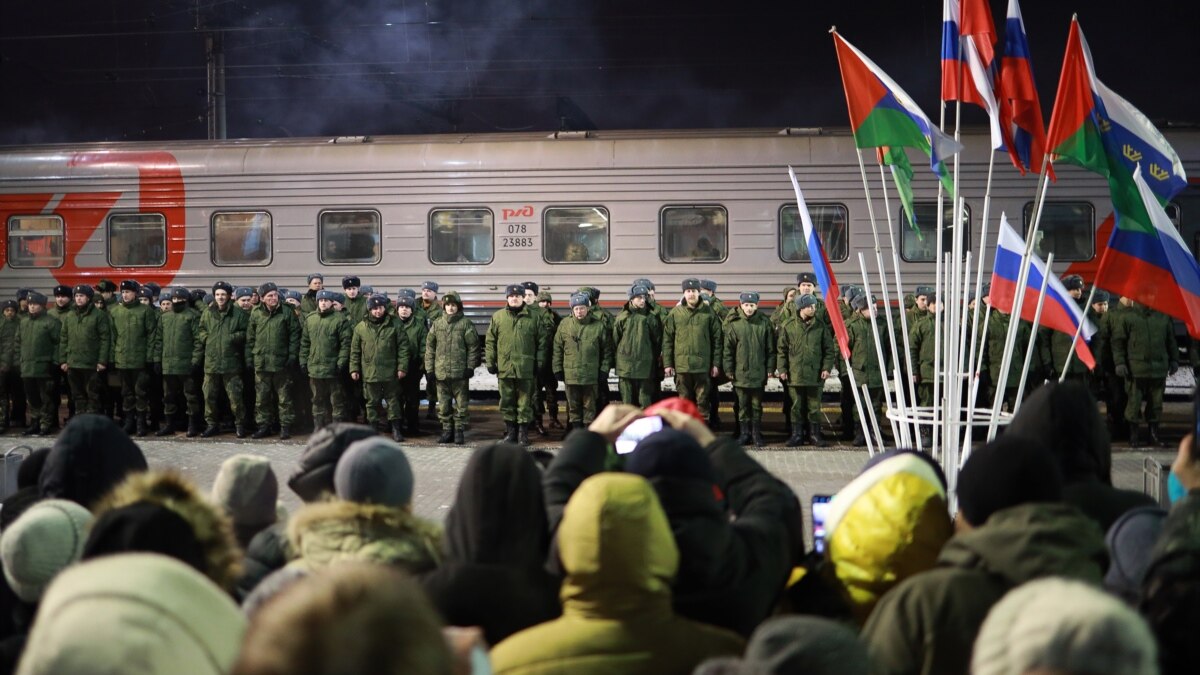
[662, 301, 723, 374]
[612, 302, 663, 380]
[58, 303, 112, 369]
[247, 303, 301, 373]
[721, 308, 776, 388]
[553, 314, 614, 386]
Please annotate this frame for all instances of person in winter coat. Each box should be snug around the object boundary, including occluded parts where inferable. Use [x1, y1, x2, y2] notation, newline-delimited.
[862, 434, 1107, 675]
[722, 292, 776, 447]
[521, 282, 557, 436]
[613, 285, 663, 408]
[196, 281, 251, 438]
[299, 289, 352, 429]
[552, 293, 614, 429]
[491, 473, 744, 674]
[846, 293, 889, 446]
[299, 273, 323, 316]
[351, 295, 412, 442]
[535, 290, 564, 430]
[419, 443, 561, 646]
[109, 279, 161, 437]
[984, 307, 1038, 414]
[57, 284, 111, 417]
[156, 287, 203, 437]
[424, 292, 478, 444]
[693, 615, 871, 675]
[395, 294, 431, 437]
[210, 454, 282, 550]
[247, 283, 301, 440]
[15, 292, 60, 437]
[38, 413, 148, 510]
[777, 294, 836, 447]
[486, 284, 550, 446]
[1111, 302, 1177, 447]
[663, 278, 723, 425]
[287, 438, 441, 574]
[908, 293, 938, 412]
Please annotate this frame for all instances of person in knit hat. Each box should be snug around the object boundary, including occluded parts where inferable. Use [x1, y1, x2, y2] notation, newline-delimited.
[694, 615, 871, 675]
[972, 577, 1158, 675]
[16, 553, 246, 675]
[38, 413, 148, 509]
[1104, 505, 1168, 605]
[1, 500, 92, 604]
[211, 454, 281, 548]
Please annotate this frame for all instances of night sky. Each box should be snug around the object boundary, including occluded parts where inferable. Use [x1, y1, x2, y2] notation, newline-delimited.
[1, 0, 1196, 145]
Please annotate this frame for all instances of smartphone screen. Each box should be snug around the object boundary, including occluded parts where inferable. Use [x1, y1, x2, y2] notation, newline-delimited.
[812, 494, 832, 554]
[615, 416, 665, 455]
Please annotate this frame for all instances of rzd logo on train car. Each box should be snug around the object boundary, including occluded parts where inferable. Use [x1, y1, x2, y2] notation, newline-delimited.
[498, 205, 538, 250]
[0, 151, 186, 288]
[501, 205, 534, 220]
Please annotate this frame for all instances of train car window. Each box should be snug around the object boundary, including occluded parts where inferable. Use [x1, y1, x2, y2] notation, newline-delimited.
[319, 210, 381, 265]
[429, 208, 494, 264]
[899, 202, 971, 262]
[779, 203, 849, 263]
[108, 213, 166, 267]
[212, 212, 273, 266]
[544, 206, 609, 263]
[660, 206, 727, 263]
[1022, 202, 1094, 262]
[6, 215, 64, 268]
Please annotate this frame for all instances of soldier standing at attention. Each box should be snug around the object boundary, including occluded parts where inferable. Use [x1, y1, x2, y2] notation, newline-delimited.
[635, 278, 669, 403]
[577, 286, 614, 410]
[156, 288, 203, 437]
[553, 292, 614, 429]
[1042, 274, 1093, 386]
[522, 281, 556, 436]
[233, 287, 257, 427]
[58, 284, 111, 418]
[777, 294, 836, 447]
[663, 278, 723, 426]
[535, 290, 563, 429]
[110, 279, 161, 437]
[247, 282, 300, 440]
[722, 292, 776, 447]
[342, 276, 367, 326]
[985, 300, 1032, 419]
[300, 273, 324, 315]
[51, 285, 73, 420]
[300, 289, 352, 430]
[419, 281, 442, 421]
[351, 294, 411, 442]
[395, 294, 430, 437]
[486, 284, 548, 446]
[846, 293, 889, 447]
[196, 281, 250, 438]
[699, 279, 732, 431]
[424, 291, 478, 444]
[0, 301, 19, 432]
[613, 285, 662, 409]
[16, 292, 60, 437]
[1112, 301, 1177, 447]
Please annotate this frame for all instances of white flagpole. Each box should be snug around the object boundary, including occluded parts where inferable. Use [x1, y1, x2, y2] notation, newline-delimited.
[1058, 284, 1100, 380]
[1014, 253, 1055, 410]
[876, 165, 918, 448]
[843, 354, 874, 454]
[863, 383, 885, 457]
[858, 251, 899, 445]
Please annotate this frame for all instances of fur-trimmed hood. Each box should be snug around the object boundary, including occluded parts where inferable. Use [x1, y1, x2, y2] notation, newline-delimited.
[287, 499, 442, 574]
[92, 470, 243, 593]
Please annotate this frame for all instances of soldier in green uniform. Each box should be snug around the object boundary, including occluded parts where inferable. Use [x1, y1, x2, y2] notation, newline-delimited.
[1088, 289, 1116, 434]
[16, 292, 60, 436]
[300, 273, 324, 316]
[247, 282, 300, 440]
[156, 288, 203, 437]
[847, 293, 889, 447]
[700, 280, 728, 321]
[424, 291, 478, 444]
[50, 285, 74, 421]
[419, 281, 442, 421]
[909, 292, 938, 413]
[535, 290, 563, 429]
[395, 294, 430, 437]
[351, 294, 411, 442]
[576, 286, 614, 411]
[58, 284, 111, 418]
[553, 293, 614, 428]
[342, 276, 367, 326]
[196, 281, 250, 438]
[1103, 294, 1134, 440]
[110, 280, 161, 436]
[1040, 275, 1092, 386]
[300, 289, 352, 430]
[485, 284, 548, 446]
[231, 287, 257, 428]
[613, 284, 662, 409]
[663, 278, 723, 425]
[699, 279, 731, 431]
[722, 292, 776, 447]
[51, 285, 72, 318]
[523, 281, 557, 435]
[0, 301, 17, 432]
[985, 304, 1033, 416]
[777, 294, 836, 447]
[96, 279, 119, 308]
[636, 278, 669, 403]
[1112, 301, 1177, 447]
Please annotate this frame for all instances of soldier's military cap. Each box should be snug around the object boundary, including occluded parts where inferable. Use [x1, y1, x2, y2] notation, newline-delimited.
[739, 292, 760, 304]
[258, 282, 279, 298]
[53, 285, 72, 297]
[537, 290, 553, 303]
[796, 294, 817, 309]
[629, 285, 649, 298]
[212, 281, 234, 295]
[504, 284, 524, 297]
[796, 272, 817, 285]
[681, 278, 701, 291]
[120, 280, 140, 293]
[421, 281, 439, 292]
[1091, 289, 1111, 304]
[569, 293, 591, 308]
[700, 279, 717, 292]
[143, 282, 161, 297]
[368, 295, 388, 310]
[1062, 274, 1084, 291]
[72, 285, 94, 299]
[171, 288, 191, 302]
[307, 273, 324, 283]
[522, 281, 539, 294]
[234, 287, 253, 300]
[26, 292, 47, 306]
[316, 290, 336, 301]
[341, 276, 361, 289]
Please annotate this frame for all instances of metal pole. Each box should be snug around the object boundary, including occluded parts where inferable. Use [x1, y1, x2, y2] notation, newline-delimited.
[1013, 253, 1055, 412]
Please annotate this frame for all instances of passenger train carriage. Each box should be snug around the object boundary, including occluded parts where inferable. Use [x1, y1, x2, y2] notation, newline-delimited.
[2, 127, 1198, 326]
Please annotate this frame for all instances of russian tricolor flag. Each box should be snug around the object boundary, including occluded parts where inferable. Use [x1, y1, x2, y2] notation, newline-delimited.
[788, 167, 850, 359]
[942, 0, 1007, 151]
[989, 214, 1097, 370]
[999, 0, 1051, 177]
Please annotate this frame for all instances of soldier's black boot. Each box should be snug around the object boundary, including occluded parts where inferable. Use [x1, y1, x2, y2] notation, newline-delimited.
[730, 419, 742, 440]
[1148, 423, 1166, 448]
[810, 425, 830, 448]
[737, 423, 752, 446]
[785, 423, 805, 448]
[22, 421, 41, 437]
[135, 414, 148, 437]
[548, 414, 563, 430]
[201, 424, 220, 438]
[517, 423, 530, 446]
[1129, 423, 1140, 448]
[155, 419, 176, 437]
[852, 429, 868, 447]
[454, 428, 465, 445]
[533, 417, 547, 436]
[279, 426, 292, 440]
[122, 411, 137, 434]
[390, 420, 404, 443]
[236, 424, 248, 439]
[752, 422, 765, 448]
[438, 425, 454, 444]
[187, 415, 203, 438]
[503, 422, 518, 443]
[252, 425, 273, 439]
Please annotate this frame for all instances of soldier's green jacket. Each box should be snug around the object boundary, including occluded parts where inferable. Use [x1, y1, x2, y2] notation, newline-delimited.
[526, 303, 558, 371]
[770, 290, 796, 330]
[58, 303, 112, 369]
[722, 308, 776, 388]
[612, 302, 663, 379]
[909, 312, 937, 381]
[300, 308, 351, 378]
[553, 314, 614, 386]
[300, 290, 320, 316]
[1090, 307, 1112, 374]
[705, 294, 729, 322]
[662, 301, 723, 374]
[16, 311, 60, 376]
[985, 312, 1033, 389]
[0, 317, 18, 371]
[344, 295, 368, 327]
[195, 302, 250, 375]
[159, 305, 200, 376]
[646, 297, 670, 328]
[396, 312, 429, 373]
[424, 310, 479, 381]
[247, 303, 301, 373]
[109, 300, 161, 368]
[776, 315, 836, 386]
[848, 312, 889, 388]
[485, 304, 548, 379]
[1112, 307, 1178, 379]
[1042, 307, 1091, 379]
[351, 314, 412, 383]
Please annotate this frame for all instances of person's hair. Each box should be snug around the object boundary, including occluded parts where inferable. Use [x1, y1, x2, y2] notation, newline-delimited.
[233, 563, 452, 675]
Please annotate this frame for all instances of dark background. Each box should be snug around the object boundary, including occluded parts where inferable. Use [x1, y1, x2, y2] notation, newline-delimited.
[1, 0, 1196, 145]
